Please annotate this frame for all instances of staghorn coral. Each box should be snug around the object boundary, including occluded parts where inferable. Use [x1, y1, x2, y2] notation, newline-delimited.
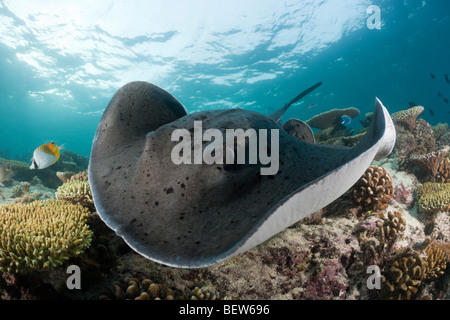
[351, 166, 393, 213]
[416, 182, 450, 213]
[436, 157, 450, 183]
[409, 146, 449, 180]
[0, 200, 92, 273]
[55, 179, 94, 210]
[391, 106, 424, 131]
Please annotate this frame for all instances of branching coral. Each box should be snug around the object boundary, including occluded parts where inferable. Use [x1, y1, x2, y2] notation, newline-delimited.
[436, 157, 450, 183]
[381, 251, 425, 300]
[416, 182, 450, 213]
[409, 146, 449, 180]
[351, 166, 393, 212]
[55, 179, 94, 210]
[424, 244, 447, 279]
[0, 200, 92, 273]
[391, 106, 424, 131]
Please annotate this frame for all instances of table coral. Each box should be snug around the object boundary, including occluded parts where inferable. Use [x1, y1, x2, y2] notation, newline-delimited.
[351, 165, 393, 212]
[0, 200, 92, 273]
[409, 146, 449, 180]
[391, 106, 424, 131]
[306, 107, 360, 130]
[416, 182, 450, 213]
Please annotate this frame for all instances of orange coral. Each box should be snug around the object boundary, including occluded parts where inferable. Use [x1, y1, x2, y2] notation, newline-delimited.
[436, 157, 450, 183]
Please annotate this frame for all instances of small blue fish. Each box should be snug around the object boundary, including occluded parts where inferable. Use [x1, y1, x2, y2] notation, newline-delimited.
[340, 115, 351, 125]
[0, 163, 14, 186]
[306, 103, 317, 109]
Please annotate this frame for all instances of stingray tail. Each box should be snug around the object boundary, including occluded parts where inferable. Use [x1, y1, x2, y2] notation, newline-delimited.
[269, 81, 322, 122]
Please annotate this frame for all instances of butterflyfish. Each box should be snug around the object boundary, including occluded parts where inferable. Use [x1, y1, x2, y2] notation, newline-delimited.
[30, 142, 64, 169]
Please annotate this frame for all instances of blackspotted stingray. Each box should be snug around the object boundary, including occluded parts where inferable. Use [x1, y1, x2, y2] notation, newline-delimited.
[89, 81, 396, 268]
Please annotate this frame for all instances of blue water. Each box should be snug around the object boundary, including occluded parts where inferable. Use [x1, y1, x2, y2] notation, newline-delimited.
[0, 0, 449, 160]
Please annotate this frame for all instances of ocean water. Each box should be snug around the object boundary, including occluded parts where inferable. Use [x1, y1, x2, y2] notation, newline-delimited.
[0, 0, 449, 160]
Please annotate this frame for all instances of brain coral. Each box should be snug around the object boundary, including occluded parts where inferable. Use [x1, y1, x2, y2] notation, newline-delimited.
[416, 182, 450, 213]
[351, 166, 393, 212]
[0, 200, 92, 273]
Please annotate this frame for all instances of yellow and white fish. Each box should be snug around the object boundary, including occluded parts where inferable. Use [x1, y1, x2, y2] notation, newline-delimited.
[30, 142, 64, 170]
[0, 163, 14, 186]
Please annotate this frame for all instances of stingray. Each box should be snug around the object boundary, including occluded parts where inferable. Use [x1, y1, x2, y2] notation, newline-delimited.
[89, 81, 396, 268]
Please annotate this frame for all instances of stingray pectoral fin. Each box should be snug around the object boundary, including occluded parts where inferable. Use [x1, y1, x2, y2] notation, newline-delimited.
[228, 98, 396, 259]
[91, 81, 188, 155]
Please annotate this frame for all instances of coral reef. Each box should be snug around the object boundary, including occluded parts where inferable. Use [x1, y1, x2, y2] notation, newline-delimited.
[436, 158, 450, 183]
[424, 244, 447, 280]
[0, 200, 92, 273]
[416, 182, 450, 213]
[8, 150, 89, 189]
[432, 123, 449, 141]
[306, 107, 360, 130]
[55, 179, 94, 210]
[351, 165, 393, 214]
[191, 286, 218, 300]
[409, 146, 449, 180]
[391, 105, 424, 131]
[437, 132, 450, 148]
[393, 126, 416, 157]
[56, 171, 75, 184]
[411, 119, 436, 155]
[381, 251, 425, 300]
